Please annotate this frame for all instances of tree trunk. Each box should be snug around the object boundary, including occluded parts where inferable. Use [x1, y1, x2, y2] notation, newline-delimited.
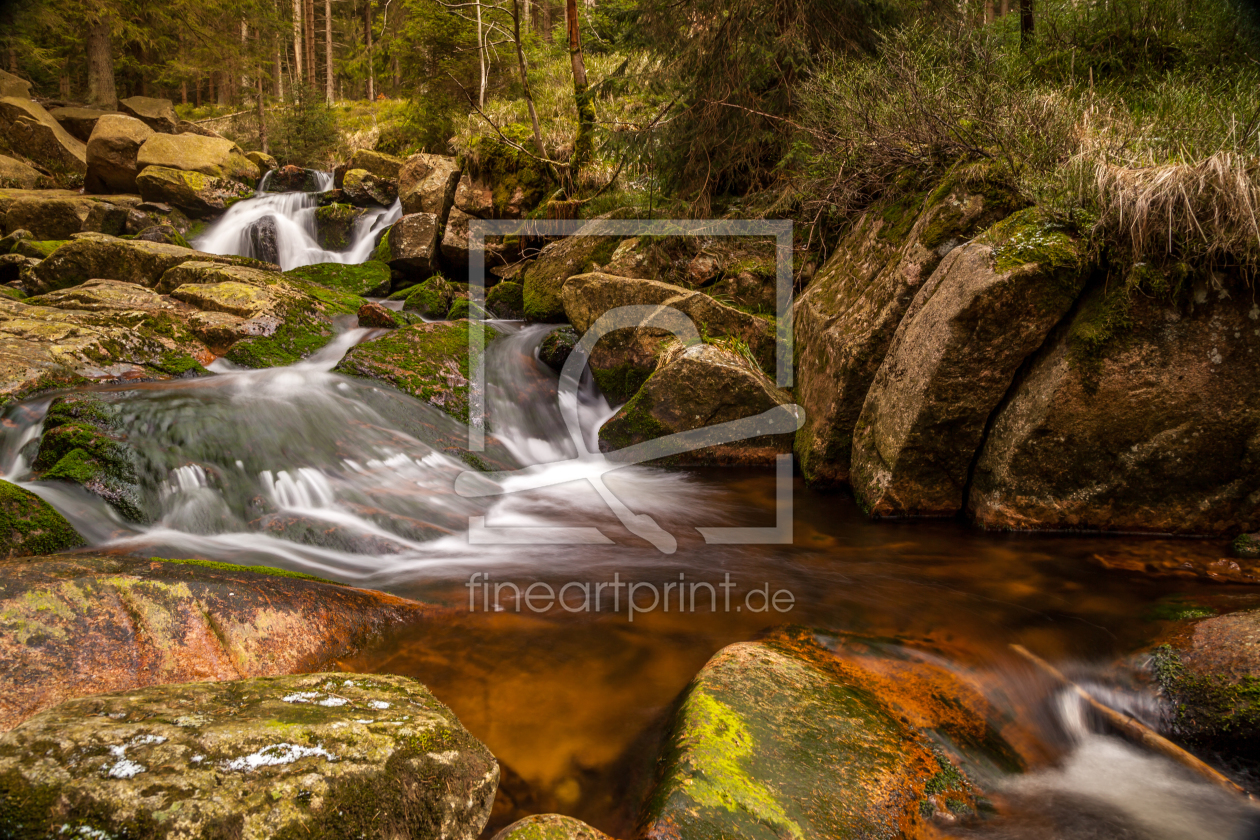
[324, 0, 333, 102]
[523, 0, 531, 31]
[1020, 0, 1034, 48]
[542, 0, 553, 43]
[365, 0, 374, 100]
[476, 0, 486, 107]
[510, 0, 548, 166]
[293, 0, 304, 84]
[304, 0, 316, 90]
[258, 74, 268, 152]
[85, 16, 117, 110]
[565, 0, 592, 184]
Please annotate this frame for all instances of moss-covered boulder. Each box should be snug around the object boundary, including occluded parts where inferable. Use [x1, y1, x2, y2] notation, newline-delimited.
[350, 148, 405, 180]
[486, 280, 524, 319]
[850, 208, 1087, 519]
[3, 194, 135, 240]
[388, 212, 440, 278]
[599, 343, 797, 465]
[538, 326, 577, 373]
[969, 268, 1260, 536]
[334, 321, 496, 423]
[0, 553, 427, 733]
[357, 301, 398, 328]
[12, 238, 67, 259]
[491, 815, 610, 840]
[0, 97, 87, 178]
[246, 150, 278, 172]
[313, 202, 366, 250]
[85, 113, 154, 194]
[137, 132, 259, 185]
[28, 235, 272, 294]
[1235, 534, 1260, 559]
[402, 276, 454, 318]
[1152, 608, 1260, 750]
[264, 164, 321, 193]
[118, 94, 178, 133]
[561, 272, 776, 399]
[0, 154, 42, 189]
[32, 393, 148, 521]
[343, 167, 399, 207]
[793, 179, 1024, 489]
[0, 71, 32, 99]
[285, 260, 392, 297]
[0, 669, 498, 839]
[134, 223, 190, 247]
[0, 479, 83, 558]
[459, 125, 551, 219]
[136, 165, 253, 218]
[155, 261, 363, 368]
[641, 628, 1025, 840]
[521, 222, 624, 322]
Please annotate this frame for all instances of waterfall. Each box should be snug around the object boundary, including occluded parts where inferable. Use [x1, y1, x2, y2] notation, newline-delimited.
[191, 170, 401, 271]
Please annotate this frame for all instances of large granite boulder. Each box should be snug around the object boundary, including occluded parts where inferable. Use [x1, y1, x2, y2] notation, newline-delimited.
[245, 215, 280, 263]
[349, 147, 405, 180]
[0, 70, 31, 99]
[137, 132, 259, 184]
[334, 322, 497, 424]
[264, 164, 321, 192]
[521, 219, 623, 321]
[441, 206, 518, 273]
[246, 150, 278, 172]
[454, 171, 496, 218]
[0, 155, 41, 189]
[399, 152, 460, 218]
[599, 342, 798, 465]
[0, 96, 87, 176]
[969, 270, 1260, 535]
[793, 180, 1023, 487]
[0, 669, 497, 839]
[313, 202, 365, 250]
[1152, 608, 1260, 751]
[561, 272, 776, 400]
[343, 167, 398, 207]
[641, 628, 1026, 840]
[850, 209, 1087, 518]
[0, 479, 83, 558]
[49, 106, 113, 142]
[28, 236, 271, 295]
[0, 553, 427, 732]
[85, 113, 154, 193]
[3, 194, 135, 240]
[136, 165, 253, 218]
[118, 94, 178, 133]
[387, 212, 441, 277]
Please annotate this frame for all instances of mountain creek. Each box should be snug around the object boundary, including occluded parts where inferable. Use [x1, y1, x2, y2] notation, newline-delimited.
[1, 136, 1259, 840]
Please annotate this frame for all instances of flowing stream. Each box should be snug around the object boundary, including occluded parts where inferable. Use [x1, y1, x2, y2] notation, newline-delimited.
[4, 180, 1259, 839]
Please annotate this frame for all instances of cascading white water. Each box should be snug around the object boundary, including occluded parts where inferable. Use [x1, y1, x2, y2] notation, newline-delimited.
[192, 170, 401, 270]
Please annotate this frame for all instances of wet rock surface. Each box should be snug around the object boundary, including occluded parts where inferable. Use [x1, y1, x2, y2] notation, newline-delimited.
[0, 671, 497, 840]
[0, 479, 83, 558]
[0, 554, 428, 732]
[599, 342, 797, 466]
[334, 321, 496, 423]
[641, 627, 1027, 840]
[850, 209, 1086, 518]
[136, 164, 253, 217]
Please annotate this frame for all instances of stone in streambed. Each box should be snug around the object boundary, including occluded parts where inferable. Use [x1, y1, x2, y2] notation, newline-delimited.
[850, 208, 1087, 518]
[343, 167, 398, 207]
[521, 216, 625, 322]
[357, 301, 397, 328]
[313, 202, 366, 250]
[402, 275, 454, 318]
[264, 164, 321, 192]
[245, 214, 280, 263]
[968, 266, 1260, 536]
[334, 321, 496, 423]
[135, 223, 190, 247]
[28, 235, 273, 294]
[1152, 608, 1260, 750]
[136, 165, 253, 218]
[285, 260, 392, 297]
[388, 211, 441, 278]
[641, 628, 1025, 840]
[538, 326, 578, 373]
[599, 342, 797, 465]
[491, 815, 611, 840]
[0, 670, 498, 839]
[1235, 535, 1260, 559]
[0, 554, 429, 733]
[0, 478, 83, 558]
[486, 280, 524, 319]
[793, 179, 1024, 489]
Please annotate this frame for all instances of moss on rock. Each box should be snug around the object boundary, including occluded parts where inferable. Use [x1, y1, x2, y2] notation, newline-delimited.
[286, 261, 392, 298]
[0, 479, 83, 557]
[312, 203, 366, 251]
[333, 322, 496, 423]
[402, 276, 454, 318]
[486, 280, 524, 319]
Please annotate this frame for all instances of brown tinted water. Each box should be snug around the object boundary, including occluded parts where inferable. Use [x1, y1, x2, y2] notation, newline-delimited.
[337, 467, 1259, 837]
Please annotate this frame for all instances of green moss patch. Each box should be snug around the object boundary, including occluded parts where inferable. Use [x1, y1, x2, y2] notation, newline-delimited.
[1153, 643, 1260, 748]
[151, 557, 344, 586]
[286, 261, 392, 297]
[0, 479, 84, 557]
